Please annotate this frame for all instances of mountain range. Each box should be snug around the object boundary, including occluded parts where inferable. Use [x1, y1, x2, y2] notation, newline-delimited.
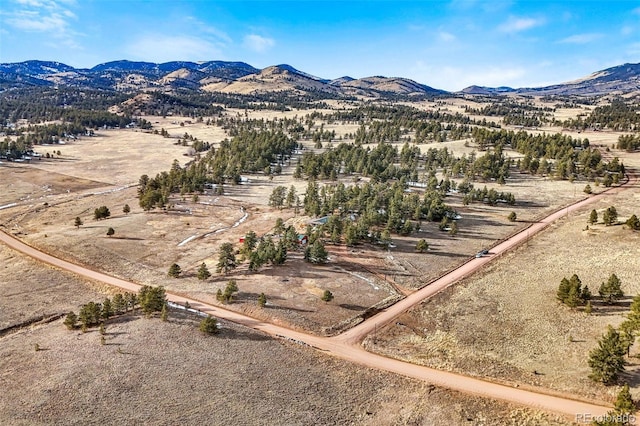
[1, 60, 639, 97]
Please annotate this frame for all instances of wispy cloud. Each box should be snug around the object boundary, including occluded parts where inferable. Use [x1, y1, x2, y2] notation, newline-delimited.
[621, 26, 634, 36]
[438, 31, 456, 42]
[243, 34, 275, 53]
[127, 34, 223, 62]
[183, 16, 232, 45]
[633, 7, 640, 15]
[558, 33, 603, 44]
[4, 0, 80, 48]
[498, 16, 545, 33]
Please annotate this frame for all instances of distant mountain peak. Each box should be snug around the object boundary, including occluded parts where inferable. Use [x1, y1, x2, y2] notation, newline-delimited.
[2, 59, 639, 97]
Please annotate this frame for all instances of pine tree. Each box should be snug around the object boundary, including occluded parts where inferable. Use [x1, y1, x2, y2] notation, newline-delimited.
[508, 211, 517, 222]
[589, 209, 598, 225]
[306, 240, 328, 264]
[415, 239, 429, 253]
[321, 290, 334, 302]
[112, 293, 125, 314]
[216, 242, 237, 274]
[258, 293, 267, 308]
[123, 204, 131, 214]
[74, 216, 83, 229]
[106, 227, 115, 237]
[199, 316, 219, 334]
[197, 263, 211, 281]
[626, 214, 640, 231]
[63, 311, 77, 330]
[274, 240, 287, 265]
[588, 326, 626, 385]
[167, 263, 182, 278]
[599, 273, 624, 304]
[101, 298, 113, 320]
[138, 285, 167, 315]
[603, 206, 618, 226]
[557, 277, 571, 303]
[241, 231, 258, 255]
[614, 384, 635, 415]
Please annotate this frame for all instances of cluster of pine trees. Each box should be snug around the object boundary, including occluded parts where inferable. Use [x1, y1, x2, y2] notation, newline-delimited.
[563, 99, 640, 131]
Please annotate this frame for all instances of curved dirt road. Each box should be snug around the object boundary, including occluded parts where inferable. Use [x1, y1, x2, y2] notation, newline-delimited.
[3, 173, 634, 419]
[0, 227, 611, 419]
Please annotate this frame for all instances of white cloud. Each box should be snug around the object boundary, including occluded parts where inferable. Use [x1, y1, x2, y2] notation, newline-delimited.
[243, 34, 275, 53]
[558, 33, 603, 44]
[5, 0, 79, 48]
[633, 7, 640, 15]
[127, 34, 223, 63]
[498, 16, 545, 33]
[438, 31, 456, 42]
[621, 26, 634, 36]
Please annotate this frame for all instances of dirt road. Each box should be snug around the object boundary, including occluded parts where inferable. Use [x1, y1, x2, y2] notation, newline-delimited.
[336, 174, 636, 346]
[3, 172, 634, 420]
[0, 224, 611, 420]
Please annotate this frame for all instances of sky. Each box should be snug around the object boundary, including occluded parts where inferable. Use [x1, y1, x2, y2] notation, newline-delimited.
[0, 0, 639, 91]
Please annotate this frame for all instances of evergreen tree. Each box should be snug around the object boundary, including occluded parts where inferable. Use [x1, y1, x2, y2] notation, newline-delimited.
[258, 292, 267, 308]
[112, 293, 126, 314]
[626, 214, 640, 231]
[94, 205, 111, 220]
[588, 326, 626, 385]
[274, 240, 287, 265]
[584, 184, 593, 194]
[199, 315, 219, 334]
[306, 240, 328, 264]
[241, 231, 258, 255]
[167, 263, 182, 278]
[614, 384, 635, 415]
[216, 242, 237, 274]
[321, 290, 334, 302]
[74, 216, 83, 229]
[508, 211, 517, 222]
[557, 277, 571, 302]
[415, 239, 429, 253]
[101, 298, 113, 320]
[63, 311, 77, 330]
[138, 285, 166, 315]
[197, 262, 211, 281]
[106, 227, 115, 237]
[589, 209, 598, 225]
[603, 206, 618, 226]
[600, 274, 624, 304]
[123, 204, 131, 214]
[79, 302, 102, 328]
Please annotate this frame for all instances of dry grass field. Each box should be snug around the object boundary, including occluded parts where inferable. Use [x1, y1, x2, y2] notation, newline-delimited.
[0, 247, 569, 426]
[0, 105, 620, 336]
[367, 159, 640, 404]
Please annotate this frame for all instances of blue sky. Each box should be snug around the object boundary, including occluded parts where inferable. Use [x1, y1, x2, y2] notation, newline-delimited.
[1, 0, 639, 91]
